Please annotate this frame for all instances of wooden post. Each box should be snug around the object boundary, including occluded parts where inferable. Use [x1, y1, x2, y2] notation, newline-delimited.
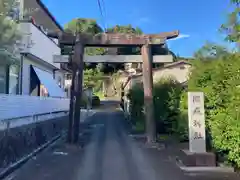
[141, 44, 156, 143]
[72, 38, 84, 144]
[67, 65, 76, 143]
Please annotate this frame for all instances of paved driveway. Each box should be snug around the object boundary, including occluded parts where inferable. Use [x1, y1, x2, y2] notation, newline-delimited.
[4, 110, 239, 180]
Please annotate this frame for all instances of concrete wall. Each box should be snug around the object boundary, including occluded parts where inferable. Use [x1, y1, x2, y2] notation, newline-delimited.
[0, 94, 96, 171]
[0, 110, 95, 171]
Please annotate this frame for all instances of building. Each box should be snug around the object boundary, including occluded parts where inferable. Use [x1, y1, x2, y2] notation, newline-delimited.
[122, 60, 192, 92]
[19, 0, 68, 97]
[0, 0, 67, 98]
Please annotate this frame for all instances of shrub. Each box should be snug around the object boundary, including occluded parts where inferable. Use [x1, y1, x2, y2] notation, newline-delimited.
[127, 83, 144, 126]
[153, 78, 183, 134]
[183, 54, 240, 167]
[127, 78, 184, 135]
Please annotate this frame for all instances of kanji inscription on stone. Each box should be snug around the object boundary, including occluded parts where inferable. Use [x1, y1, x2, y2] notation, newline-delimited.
[188, 92, 206, 153]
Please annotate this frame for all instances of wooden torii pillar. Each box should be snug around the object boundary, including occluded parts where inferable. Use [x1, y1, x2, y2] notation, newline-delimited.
[49, 31, 179, 144]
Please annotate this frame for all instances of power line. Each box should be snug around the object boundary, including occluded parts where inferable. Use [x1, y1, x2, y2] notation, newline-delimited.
[100, 0, 107, 27]
[96, 0, 107, 32]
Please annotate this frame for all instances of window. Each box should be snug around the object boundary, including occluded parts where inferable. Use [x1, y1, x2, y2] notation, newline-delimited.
[66, 74, 72, 80]
[30, 66, 40, 96]
[0, 64, 19, 94]
[9, 65, 19, 94]
[0, 65, 7, 93]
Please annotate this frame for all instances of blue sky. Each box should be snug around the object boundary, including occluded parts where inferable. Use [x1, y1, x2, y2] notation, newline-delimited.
[43, 0, 231, 57]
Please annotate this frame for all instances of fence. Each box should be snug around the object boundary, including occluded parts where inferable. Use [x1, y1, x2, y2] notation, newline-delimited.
[0, 94, 70, 171]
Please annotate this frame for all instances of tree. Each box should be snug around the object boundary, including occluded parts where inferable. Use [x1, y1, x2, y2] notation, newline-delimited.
[106, 24, 143, 55]
[220, 0, 240, 49]
[64, 18, 105, 68]
[194, 42, 230, 60]
[231, 0, 240, 5]
[64, 18, 102, 35]
[0, 0, 21, 64]
[105, 25, 143, 72]
[83, 68, 103, 90]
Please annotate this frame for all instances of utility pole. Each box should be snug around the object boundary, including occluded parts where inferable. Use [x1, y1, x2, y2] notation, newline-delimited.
[70, 34, 84, 144]
[66, 33, 84, 144]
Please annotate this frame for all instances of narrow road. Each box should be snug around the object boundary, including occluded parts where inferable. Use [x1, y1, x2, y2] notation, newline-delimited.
[4, 109, 239, 180]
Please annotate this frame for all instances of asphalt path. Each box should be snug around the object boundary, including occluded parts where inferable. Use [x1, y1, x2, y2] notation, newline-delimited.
[4, 108, 239, 180]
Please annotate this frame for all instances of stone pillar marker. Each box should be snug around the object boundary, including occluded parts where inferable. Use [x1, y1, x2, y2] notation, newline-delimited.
[181, 91, 216, 167]
[188, 92, 206, 153]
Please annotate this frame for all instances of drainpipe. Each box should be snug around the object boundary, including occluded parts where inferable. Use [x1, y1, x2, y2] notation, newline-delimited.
[53, 69, 57, 79]
[6, 65, 10, 94]
[18, 55, 24, 95]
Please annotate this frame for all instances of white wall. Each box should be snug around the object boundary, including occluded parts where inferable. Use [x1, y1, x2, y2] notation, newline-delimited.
[19, 22, 60, 69]
[152, 64, 191, 83]
[122, 63, 191, 92]
[0, 94, 96, 130]
[0, 94, 69, 121]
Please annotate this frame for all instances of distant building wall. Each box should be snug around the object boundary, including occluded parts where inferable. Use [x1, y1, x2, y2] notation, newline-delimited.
[122, 61, 192, 92]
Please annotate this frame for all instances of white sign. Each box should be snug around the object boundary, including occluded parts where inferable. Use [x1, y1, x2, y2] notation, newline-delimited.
[53, 55, 69, 63]
[188, 92, 206, 153]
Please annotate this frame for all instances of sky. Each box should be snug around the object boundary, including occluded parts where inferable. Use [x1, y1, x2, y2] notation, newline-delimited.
[42, 0, 232, 57]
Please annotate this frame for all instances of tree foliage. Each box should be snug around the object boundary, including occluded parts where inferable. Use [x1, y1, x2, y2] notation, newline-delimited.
[105, 25, 143, 72]
[182, 54, 240, 167]
[194, 42, 230, 60]
[83, 68, 103, 91]
[0, 0, 21, 63]
[64, 18, 102, 35]
[220, 0, 240, 49]
[128, 78, 184, 136]
[64, 18, 105, 69]
[106, 24, 143, 56]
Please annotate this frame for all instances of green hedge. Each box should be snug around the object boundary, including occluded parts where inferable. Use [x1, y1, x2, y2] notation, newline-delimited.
[127, 78, 185, 137]
[181, 54, 240, 167]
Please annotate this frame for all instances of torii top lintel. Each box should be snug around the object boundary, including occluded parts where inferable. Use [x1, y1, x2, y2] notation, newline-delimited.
[49, 31, 179, 47]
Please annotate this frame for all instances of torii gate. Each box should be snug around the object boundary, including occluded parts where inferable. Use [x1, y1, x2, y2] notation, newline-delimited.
[49, 31, 179, 144]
